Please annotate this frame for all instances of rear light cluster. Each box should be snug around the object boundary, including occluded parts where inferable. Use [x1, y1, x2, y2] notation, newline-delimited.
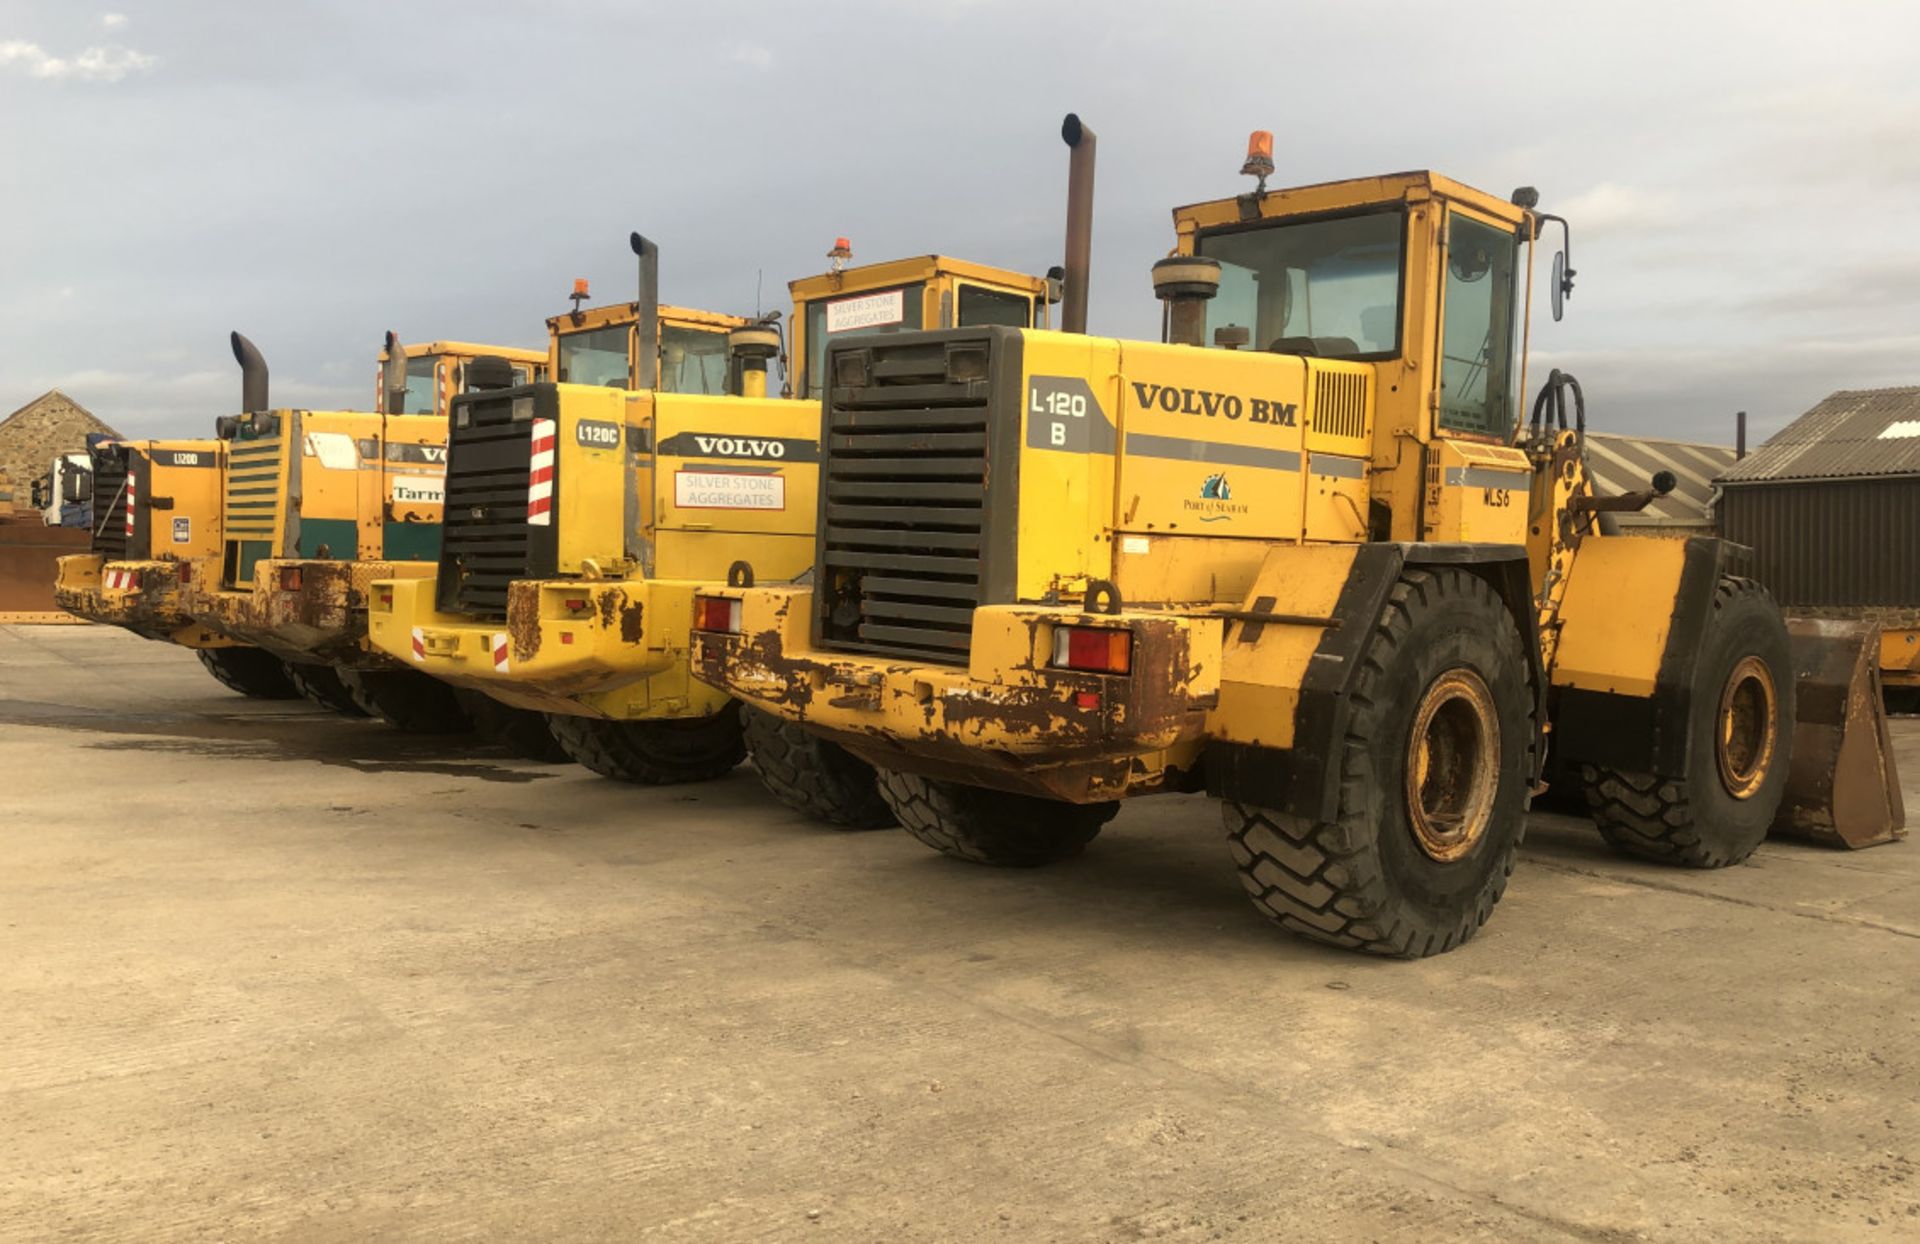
[279, 567, 304, 592]
[1050, 625, 1131, 675]
[693, 595, 742, 634]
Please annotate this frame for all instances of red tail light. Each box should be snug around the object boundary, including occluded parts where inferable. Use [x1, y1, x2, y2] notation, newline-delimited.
[279, 567, 303, 592]
[693, 595, 742, 634]
[564, 598, 590, 612]
[1051, 625, 1131, 675]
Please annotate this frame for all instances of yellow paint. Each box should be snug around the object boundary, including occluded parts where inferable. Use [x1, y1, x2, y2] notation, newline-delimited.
[1551, 535, 1689, 696]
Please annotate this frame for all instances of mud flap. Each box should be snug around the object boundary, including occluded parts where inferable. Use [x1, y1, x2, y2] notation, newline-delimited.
[1775, 618, 1906, 849]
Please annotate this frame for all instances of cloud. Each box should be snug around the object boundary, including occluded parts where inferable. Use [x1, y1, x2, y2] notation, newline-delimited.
[99, 13, 127, 30]
[729, 44, 773, 70]
[0, 38, 154, 82]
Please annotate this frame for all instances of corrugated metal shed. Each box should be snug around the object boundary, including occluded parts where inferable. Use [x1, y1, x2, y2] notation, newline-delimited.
[1584, 432, 1735, 529]
[1718, 386, 1920, 483]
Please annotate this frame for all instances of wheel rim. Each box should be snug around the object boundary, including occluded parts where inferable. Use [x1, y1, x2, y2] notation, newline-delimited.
[1405, 669, 1501, 862]
[1715, 655, 1777, 800]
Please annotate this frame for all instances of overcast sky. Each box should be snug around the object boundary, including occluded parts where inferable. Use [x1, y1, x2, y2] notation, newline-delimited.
[3, 0, 1916, 444]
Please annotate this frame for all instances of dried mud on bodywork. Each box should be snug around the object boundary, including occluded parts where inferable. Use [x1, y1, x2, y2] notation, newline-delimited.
[505, 582, 543, 663]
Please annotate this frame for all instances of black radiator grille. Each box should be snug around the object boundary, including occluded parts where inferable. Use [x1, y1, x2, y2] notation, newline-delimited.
[437, 389, 541, 617]
[89, 449, 130, 558]
[817, 336, 997, 663]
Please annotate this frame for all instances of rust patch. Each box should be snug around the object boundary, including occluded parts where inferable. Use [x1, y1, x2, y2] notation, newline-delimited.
[619, 597, 644, 645]
[506, 581, 543, 662]
[597, 589, 621, 632]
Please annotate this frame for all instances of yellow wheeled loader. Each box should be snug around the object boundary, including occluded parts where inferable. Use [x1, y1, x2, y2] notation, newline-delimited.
[366, 233, 1057, 823]
[689, 118, 1904, 956]
[50, 435, 303, 696]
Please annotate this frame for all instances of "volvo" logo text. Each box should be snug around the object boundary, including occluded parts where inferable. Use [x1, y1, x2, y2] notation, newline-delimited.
[1129, 382, 1298, 426]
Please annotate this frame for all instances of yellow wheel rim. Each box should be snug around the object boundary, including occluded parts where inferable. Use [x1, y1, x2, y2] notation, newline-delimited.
[1716, 655, 1777, 800]
[1405, 669, 1501, 862]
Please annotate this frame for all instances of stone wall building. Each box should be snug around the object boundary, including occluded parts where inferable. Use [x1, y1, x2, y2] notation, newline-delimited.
[0, 391, 120, 501]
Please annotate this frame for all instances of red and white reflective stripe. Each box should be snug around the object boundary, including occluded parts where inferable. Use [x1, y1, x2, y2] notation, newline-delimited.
[436, 363, 447, 415]
[104, 568, 133, 590]
[527, 417, 556, 526]
[491, 632, 510, 673]
[410, 626, 425, 662]
[123, 473, 136, 536]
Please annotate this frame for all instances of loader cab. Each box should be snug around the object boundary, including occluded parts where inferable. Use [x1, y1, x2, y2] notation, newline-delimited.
[1171, 168, 1538, 542]
[376, 342, 549, 417]
[789, 253, 1056, 399]
[548, 301, 746, 394]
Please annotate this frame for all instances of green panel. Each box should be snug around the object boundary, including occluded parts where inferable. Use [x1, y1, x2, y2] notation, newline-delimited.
[297, 518, 358, 560]
[382, 520, 442, 562]
[234, 540, 274, 587]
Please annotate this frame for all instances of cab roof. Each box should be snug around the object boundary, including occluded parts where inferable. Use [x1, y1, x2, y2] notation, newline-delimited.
[546, 303, 750, 335]
[382, 341, 549, 364]
[790, 255, 1049, 302]
[1173, 170, 1531, 234]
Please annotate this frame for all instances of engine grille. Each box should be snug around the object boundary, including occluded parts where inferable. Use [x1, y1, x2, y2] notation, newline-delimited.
[1311, 370, 1370, 441]
[817, 332, 1012, 664]
[89, 448, 130, 558]
[436, 387, 546, 617]
[224, 435, 283, 542]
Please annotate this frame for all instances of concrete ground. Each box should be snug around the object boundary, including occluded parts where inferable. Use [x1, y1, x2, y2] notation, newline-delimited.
[1, 625, 1916, 1243]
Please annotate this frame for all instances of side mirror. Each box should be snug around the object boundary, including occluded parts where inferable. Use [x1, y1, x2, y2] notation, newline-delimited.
[1551, 251, 1567, 322]
[30, 478, 48, 508]
[62, 469, 92, 504]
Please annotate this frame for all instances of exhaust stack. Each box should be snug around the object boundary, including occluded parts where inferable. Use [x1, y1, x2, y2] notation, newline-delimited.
[231, 332, 269, 413]
[381, 331, 408, 413]
[631, 232, 659, 390]
[1060, 114, 1096, 335]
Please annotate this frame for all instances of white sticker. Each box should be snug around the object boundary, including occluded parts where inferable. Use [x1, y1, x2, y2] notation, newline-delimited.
[172, 517, 191, 544]
[391, 476, 446, 505]
[674, 470, 785, 511]
[1120, 535, 1151, 555]
[303, 430, 360, 470]
[824, 289, 905, 334]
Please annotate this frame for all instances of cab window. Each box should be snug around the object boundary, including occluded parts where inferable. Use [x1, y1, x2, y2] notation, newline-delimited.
[660, 326, 730, 395]
[1198, 211, 1403, 358]
[1437, 213, 1520, 436]
[803, 282, 926, 398]
[556, 325, 631, 387]
[396, 356, 437, 413]
[957, 284, 1034, 329]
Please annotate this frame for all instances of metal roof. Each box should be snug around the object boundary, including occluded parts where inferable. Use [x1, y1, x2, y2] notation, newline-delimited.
[1584, 432, 1735, 528]
[1717, 386, 1920, 484]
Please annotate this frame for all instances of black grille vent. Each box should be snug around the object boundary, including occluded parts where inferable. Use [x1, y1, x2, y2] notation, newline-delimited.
[437, 385, 555, 617]
[89, 448, 130, 558]
[817, 330, 1017, 664]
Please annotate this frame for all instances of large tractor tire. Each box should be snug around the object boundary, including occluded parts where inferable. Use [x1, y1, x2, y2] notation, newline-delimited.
[337, 667, 474, 735]
[1224, 567, 1536, 958]
[455, 691, 571, 763]
[1580, 575, 1792, 868]
[196, 647, 300, 700]
[547, 703, 744, 784]
[743, 708, 894, 829]
[284, 662, 370, 717]
[876, 768, 1116, 866]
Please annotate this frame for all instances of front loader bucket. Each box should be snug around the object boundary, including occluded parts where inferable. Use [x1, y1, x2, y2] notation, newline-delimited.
[1774, 618, 1906, 849]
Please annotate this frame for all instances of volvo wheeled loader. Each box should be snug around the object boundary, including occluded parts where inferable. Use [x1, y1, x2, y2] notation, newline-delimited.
[186, 333, 554, 733]
[50, 434, 301, 695]
[367, 234, 1057, 823]
[689, 118, 1904, 957]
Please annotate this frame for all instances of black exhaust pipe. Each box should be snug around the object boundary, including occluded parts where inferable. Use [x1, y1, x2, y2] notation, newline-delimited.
[381, 330, 408, 413]
[1060, 113, 1096, 335]
[631, 232, 659, 390]
[231, 331, 268, 413]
